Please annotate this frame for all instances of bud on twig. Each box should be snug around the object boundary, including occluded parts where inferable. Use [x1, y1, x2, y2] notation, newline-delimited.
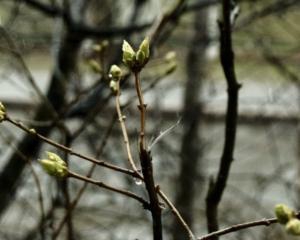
[109, 64, 122, 80]
[0, 102, 6, 122]
[122, 40, 136, 68]
[109, 65, 122, 95]
[275, 204, 294, 224]
[122, 37, 150, 72]
[286, 219, 300, 235]
[39, 151, 68, 178]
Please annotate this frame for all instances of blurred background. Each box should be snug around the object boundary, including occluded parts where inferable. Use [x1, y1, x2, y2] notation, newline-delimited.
[0, 0, 300, 239]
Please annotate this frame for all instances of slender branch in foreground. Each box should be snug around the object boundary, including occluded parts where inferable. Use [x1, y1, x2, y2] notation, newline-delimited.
[134, 71, 147, 150]
[68, 171, 149, 209]
[198, 212, 300, 240]
[157, 187, 196, 240]
[4, 116, 140, 179]
[133, 71, 162, 240]
[115, 80, 142, 176]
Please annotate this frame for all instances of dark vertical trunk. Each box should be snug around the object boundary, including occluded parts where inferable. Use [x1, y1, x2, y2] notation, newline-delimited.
[0, 28, 83, 218]
[172, 9, 208, 240]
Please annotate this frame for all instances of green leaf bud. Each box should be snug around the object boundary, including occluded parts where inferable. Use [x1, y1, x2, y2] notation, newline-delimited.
[122, 40, 136, 67]
[275, 204, 294, 224]
[0, 102, 6, 122]
[138, 37, 150, 60]
[109, 80, 118, 95]
[136, 50, 146, 66]
[39, 151, 68, 178]
[286, 219, 300, 235]
[109, 65, 122, 80]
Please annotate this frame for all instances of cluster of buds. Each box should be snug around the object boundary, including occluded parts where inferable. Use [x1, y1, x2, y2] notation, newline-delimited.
[0, 102, 6, 122]
[109, 65, 122, 95]
[122, 37, 150, 72]
[39, 151, 68, 178]
[275, 204, 300, 235]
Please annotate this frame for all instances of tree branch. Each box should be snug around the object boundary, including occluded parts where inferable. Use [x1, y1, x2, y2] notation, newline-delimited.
[205, 0, 241, 237]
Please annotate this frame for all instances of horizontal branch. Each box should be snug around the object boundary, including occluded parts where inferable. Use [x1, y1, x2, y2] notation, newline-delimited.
[68, 171, 150, 209]
[5, 116, 141, 179]
[198, 211, 298, 240]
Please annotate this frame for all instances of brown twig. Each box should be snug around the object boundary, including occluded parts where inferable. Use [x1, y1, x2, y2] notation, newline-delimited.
[157, 187, 196, 240]
[133, 71, 162, 240]
[197, 214, 300, 240]
[5, 115, 140, 179]
[52, 116, 117, 239]
[115, 81, 142, 176]
[68, 171, 149, 208]
[134, 71, 147, 150]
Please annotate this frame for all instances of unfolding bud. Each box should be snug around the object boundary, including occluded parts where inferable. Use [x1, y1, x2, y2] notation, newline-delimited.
[0, 102, 6, 122]
[39, 152, 68, 178]
[138, 37, 150, 60]
[122, 40, 136, 68]
[109, 65, 122, 80]
[275, 204, 294, 224]
[286, 219, 300, 236]
[122, 37, 150, 71]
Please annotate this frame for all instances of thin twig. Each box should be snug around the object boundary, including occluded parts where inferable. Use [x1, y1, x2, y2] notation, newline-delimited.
[198, 215, 300, 240]
[52, 116, 117, 239]
[134, 71, 147, 150]
[68, 171, 149, 208]
[115, 81, 141, 175]
[0, 130, 45, 238]
[157, 187, 196, 240]
[5, 116, 140, 178]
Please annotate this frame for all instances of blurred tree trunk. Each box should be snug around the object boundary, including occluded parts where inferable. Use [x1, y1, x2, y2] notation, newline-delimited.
[0, 18, 83, 218]
[171, 8, 209, 240]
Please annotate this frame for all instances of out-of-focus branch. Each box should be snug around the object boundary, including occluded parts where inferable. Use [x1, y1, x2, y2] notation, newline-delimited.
[205, 0, 240, 238]
[21, 0, 151, 39]
[52, 115, 116, 239]
[237, 0, 300, 29]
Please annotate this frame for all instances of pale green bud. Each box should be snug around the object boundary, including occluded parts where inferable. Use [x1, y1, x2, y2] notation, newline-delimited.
[0, 102, 6, 122]
[39, 151, 68, 178]
[286, 219, 300, 235]
[109, 80, 118, 95]
[136, 50, 146, 66]
[109, 65, 122, 80]
[122, 40, 136, 67]
[39, 159, 68, 178]
[275, 204, 294, 224]
[138, 37, 150, 60]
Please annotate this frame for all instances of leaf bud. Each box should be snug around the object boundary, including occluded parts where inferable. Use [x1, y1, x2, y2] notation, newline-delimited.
[0, 102, 6, 122]
[286, 219, 300, 235]
[122, 40, 136, 68]
[275, 204, 294, 224]
[39, 151, 68, 178]
[109, 65, 122, 80]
